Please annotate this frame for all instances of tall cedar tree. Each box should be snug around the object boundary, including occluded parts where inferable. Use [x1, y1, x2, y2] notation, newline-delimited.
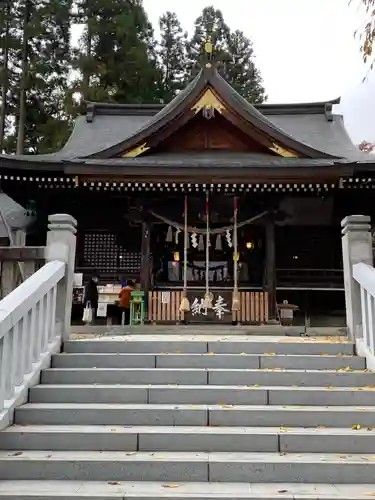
[227, 29, 266, 103]
[2, 0, 72, 154]
[186, 6, 266, 103]
[0, 0, 12, 151]
[73, 0, 162, 104]
[186, 6, 231, 77]
[158, 12, 188, 103]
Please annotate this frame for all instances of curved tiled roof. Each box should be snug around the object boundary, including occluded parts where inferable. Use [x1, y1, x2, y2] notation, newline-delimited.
[81, 66, 341, 159]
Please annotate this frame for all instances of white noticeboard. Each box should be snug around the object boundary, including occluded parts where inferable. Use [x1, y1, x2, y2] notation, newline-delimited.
[161, 291, 171, 304]
[97, 303, 108, 318]
[73, 273, 83, 286]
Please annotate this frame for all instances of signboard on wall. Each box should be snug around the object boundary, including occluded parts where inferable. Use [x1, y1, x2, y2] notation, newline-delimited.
[186, 291, 232, 323]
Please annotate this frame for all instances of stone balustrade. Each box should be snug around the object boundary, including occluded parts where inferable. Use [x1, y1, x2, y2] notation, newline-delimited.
[342, 215, 375, 369]
[0, 214, 76, 429]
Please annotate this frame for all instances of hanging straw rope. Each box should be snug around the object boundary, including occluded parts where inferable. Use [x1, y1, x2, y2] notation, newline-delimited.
[150, 209, 268, 234]
[179, 195, 190, 314]
[232, 197, 240, 311]
[203, 191, 213, 309]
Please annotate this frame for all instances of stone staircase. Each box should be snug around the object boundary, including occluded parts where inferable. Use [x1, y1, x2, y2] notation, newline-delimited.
[1, 333, 375, 498]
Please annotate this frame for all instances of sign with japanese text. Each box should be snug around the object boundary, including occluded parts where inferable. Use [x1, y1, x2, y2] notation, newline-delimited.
[186, 291, 232, 323]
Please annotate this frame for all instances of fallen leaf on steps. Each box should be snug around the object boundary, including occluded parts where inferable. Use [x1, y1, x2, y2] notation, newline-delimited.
[126, 452, 136, 456]
[8, 452, 22, 456]
[265, 352, 276, 356]
[108, 482, 121, 486]
[320, 353, 329, 357]
[240, 352, 247, 356]
[163, 484, 180, 488]
[219, 403, 234, 408]
[191, 405, 201, 409]
[278, 490, 288, 494]
[352, 424, 361, 430]
[209, 352, 215, 355]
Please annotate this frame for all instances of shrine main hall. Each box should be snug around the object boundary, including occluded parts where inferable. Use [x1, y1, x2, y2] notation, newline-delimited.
[0, 48, 374, 326]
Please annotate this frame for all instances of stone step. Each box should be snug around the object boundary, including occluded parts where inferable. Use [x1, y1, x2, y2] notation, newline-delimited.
[0, 480, 373, 499]
[52, 353, 365, 370]
[63, 336, 354, 355]
[15, 403, 375, 428]
[2, 425, 375, 454]
[1, 450, 375, 483]
[40, 368, 375, 387]
[29, 384, 375, 406]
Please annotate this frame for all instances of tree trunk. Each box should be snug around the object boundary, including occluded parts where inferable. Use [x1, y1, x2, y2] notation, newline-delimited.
[83, 1, 92, 97]
[0, 3, 10, 152]
[16, 0, 30, 156]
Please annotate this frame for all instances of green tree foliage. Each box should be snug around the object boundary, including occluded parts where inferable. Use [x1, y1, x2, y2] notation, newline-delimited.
[0, 1, 268, 155]
[226, 29, 266, 103]
[158, 11, 188, 103]
[1, 0, 72, 154]
[73, 0, 162, 104]
[186, 6, 231, 77]
[184, 6, 266, 103]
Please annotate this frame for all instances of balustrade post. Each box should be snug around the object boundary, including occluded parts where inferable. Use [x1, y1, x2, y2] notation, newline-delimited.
[341, 215, 373, 340]
[45, 214, 77, 342]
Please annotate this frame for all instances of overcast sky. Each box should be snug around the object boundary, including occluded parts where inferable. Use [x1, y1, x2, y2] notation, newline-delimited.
[142, 0, 374, 144]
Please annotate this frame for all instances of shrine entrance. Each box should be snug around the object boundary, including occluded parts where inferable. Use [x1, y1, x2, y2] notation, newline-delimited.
[147, 192, 274, 325]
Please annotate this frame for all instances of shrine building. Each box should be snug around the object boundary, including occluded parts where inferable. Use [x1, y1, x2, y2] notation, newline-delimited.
[1, 46, 374, 326]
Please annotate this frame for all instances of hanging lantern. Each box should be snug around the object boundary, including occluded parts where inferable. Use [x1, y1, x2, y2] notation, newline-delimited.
[166, 226, 173, 243]
[198, 234, 204, 251]
[215, 234, 222, 251]
[173, 251, 180, 262]
[175, 228, 181, 245]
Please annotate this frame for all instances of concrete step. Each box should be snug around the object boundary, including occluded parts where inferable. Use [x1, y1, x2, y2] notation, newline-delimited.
[2, 425, 375, 454]
[14, 403, 375, 428]
[0, 480, 373, 499]
[63, 336, 354, 355]
[1, 450, 375, 483]
[40, 368, 375, 387]
[29, 383, 375, 406]
[52, 353, 365, 370]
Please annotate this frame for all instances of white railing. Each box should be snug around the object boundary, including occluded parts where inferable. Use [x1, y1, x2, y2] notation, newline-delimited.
[342, 215, 375, 370]
[353, 262, 375, 370]
[0, 212, 77, 430]
[0, 260, 65, 426]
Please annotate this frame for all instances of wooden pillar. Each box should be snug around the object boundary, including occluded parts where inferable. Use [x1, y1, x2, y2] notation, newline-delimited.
[140, 220, 151, 292]
[265, 214, 277, 319]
